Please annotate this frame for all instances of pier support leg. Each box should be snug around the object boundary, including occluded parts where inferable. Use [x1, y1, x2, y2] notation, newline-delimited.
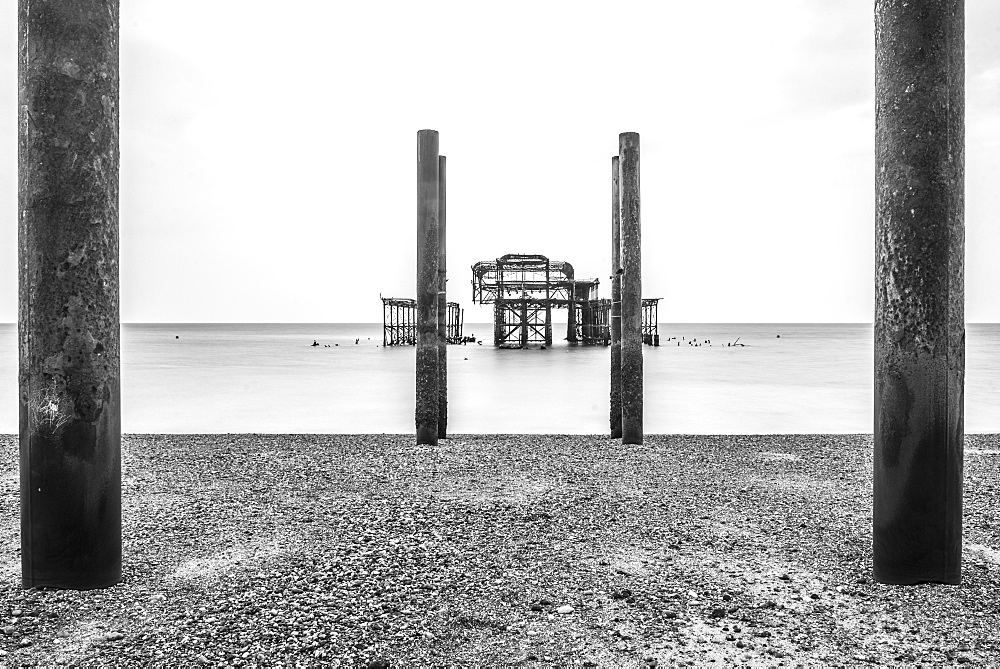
[619, 132, 643, 445]
[19, 0, 122, 589]
[874, 0, 964, 584]
[567, 292, 577, 343]
[544, 304, 552, 346]
[416, 130, 440, 445]
[437, 156, 447, 439]
[611, 156, 623, 439]
[520, 299, 529, 348]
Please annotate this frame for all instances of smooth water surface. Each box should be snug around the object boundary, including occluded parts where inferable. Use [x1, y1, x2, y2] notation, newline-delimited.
[0, 322, 998, 434]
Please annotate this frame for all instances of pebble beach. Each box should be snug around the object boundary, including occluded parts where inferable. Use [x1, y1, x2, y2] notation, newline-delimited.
[0, 433, 998, 666]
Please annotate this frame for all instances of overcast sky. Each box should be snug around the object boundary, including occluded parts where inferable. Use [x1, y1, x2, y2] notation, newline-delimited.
[1, 2, 999, 323]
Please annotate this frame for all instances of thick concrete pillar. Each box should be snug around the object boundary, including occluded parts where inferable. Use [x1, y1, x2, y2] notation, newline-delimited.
[416, 130, 439, 445]
[611, 156, 623, 438]
[619, 132, 643, 445]
[19, 0, 122, 590]
[874, 0, 964, 585]
[437, 155, 447, 439]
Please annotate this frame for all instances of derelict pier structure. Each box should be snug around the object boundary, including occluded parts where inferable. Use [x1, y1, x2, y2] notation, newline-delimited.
[471, 253, 660, 348]
[381, 296, 464, 346]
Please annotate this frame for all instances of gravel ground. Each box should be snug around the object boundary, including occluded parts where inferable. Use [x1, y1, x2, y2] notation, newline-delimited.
[0, 433, 997, 666]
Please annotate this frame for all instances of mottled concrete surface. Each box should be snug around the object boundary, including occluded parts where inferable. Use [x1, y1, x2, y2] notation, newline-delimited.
[874, 0, 964, 583]
[619, 132, 642, 445]
[18, 0, 121, 589]
[415, 130, 439, 445]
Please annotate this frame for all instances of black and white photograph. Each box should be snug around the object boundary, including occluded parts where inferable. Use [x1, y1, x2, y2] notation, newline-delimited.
[0, 0, 999, 665]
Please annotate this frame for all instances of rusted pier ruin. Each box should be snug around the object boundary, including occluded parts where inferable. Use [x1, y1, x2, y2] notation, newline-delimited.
[382, 296, 463, 346]
[471, 253, 659, 348]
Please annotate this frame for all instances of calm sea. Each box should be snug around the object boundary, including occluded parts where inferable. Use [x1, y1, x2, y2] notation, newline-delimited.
[0, 323, 998, 434]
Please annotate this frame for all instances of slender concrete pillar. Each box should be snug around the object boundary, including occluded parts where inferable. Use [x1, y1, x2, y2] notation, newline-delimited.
[416, 130, 439, 445]
[619, 132, 643, 445]
[437, 155, 447, 439]
[19, 0, 122, 590]
[874, 0, 964, 585]
[611, 156, 623, 439]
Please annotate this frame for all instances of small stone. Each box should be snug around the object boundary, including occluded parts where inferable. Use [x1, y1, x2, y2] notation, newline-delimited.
[1, 627, 14, 636]
[779, 574, 791, 582]
[539, 599, 552, 605]
[18, 638, 31, 648]
[557, 605, 574, 615]
[583, 662, 598, 668]
[736, 641, 745, 649]
[529, 604, 543, 612]
[366, 660, 390, 669]
[663, 611, 678, 619]
[611, 589, 633, 600]
[151, 594, 166, 603]
[722, 594, 732, 601]
[710, 608, 725, 619]
[106, 632, 124, 641]
[726, 634, 736, 641]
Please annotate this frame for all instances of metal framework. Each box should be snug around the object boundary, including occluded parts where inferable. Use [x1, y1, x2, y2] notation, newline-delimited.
[472, 254, 599, 347]
[382, 296, 463, 346]
[471, 253, 660, 348]
[642, 298, 661, 346]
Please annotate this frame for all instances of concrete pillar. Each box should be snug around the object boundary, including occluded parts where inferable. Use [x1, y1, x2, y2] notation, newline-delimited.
[19, 0, 122, 589]
[416, 130, 439, 445]
[611, 156, 623, 439]
[619, 132, 643, 445]
[437, 155, 447, 439]
[874, 0, 964, 585]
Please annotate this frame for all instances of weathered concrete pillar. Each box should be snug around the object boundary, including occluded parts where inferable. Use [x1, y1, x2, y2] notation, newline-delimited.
[437, 155, 447, 439]
[874, 0, 964, 585]
[19, 0, 122, 590]
[416, 130, 439, 445]
[610, 155, 623, 439]
[619, 132, 643, 445]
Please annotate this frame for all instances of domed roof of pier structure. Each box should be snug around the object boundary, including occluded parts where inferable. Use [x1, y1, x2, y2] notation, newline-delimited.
[470, 253, 597, 305]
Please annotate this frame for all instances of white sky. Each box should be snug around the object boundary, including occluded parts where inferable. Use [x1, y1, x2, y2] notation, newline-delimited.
[1, 1, 999, 323]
